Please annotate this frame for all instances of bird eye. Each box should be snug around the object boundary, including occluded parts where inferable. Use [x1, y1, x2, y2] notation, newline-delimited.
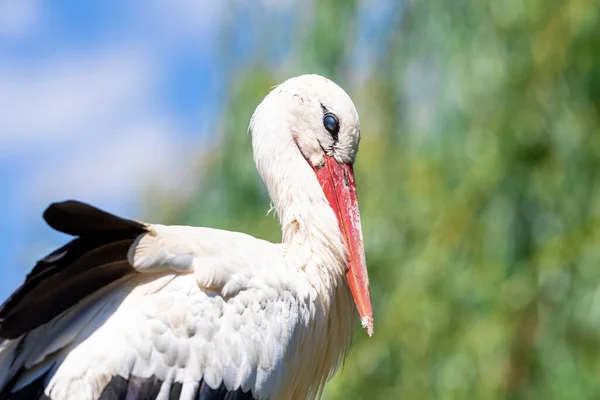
[323, 114, 340, 140]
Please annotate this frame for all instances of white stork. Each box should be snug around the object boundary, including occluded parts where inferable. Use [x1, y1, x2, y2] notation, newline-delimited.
[0, 74, 373, 400]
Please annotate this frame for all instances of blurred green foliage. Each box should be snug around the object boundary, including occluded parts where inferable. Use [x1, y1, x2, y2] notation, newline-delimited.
[154, 0, 600, 398]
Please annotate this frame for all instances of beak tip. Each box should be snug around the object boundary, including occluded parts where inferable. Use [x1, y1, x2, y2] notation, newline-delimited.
[361, 315, 374, 337]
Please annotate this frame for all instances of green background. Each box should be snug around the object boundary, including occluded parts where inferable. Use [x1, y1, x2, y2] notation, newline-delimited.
[151, 1, 600, 398]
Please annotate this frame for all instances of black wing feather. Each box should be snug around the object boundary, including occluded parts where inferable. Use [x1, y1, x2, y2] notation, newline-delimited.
[0, 367, 53, 400]
[97, 375, 255, 400]
[168, 382, 183, 400]
[0, 200, 147, 339]
[43, 200, 146, 237]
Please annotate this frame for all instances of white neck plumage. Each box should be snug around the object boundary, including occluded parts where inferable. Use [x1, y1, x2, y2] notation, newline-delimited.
[255, 143, 355, 398]
[252, 119, 348, 281]
[248, 80, 366, 397]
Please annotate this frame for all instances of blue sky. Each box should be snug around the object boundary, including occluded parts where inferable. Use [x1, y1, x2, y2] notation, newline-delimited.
[0, 0, 249, 299]
[0, 0, 400, 301]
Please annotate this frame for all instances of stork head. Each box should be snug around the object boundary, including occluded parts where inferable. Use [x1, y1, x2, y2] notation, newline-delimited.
[250, 74, 373, 336]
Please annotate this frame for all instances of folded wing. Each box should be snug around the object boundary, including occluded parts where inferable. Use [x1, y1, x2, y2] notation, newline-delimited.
[0, 201, 304, 400]
[0, 200, 147, 340]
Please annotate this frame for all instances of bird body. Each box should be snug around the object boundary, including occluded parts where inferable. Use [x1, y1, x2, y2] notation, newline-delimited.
[0, 75, 372, 400]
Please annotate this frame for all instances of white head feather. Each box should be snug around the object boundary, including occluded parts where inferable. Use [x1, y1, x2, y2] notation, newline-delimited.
[250, 74, 361, 249]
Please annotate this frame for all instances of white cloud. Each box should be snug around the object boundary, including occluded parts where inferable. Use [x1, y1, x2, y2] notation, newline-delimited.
[142, 0, 225, 39]
[0, 47, 156, 151]
[22, 119, 189, 205]
[0, 0, 41, 38]
[0, 42, 199, 225]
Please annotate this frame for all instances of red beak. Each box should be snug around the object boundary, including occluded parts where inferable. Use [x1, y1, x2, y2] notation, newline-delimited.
[314, 154, 373, 336]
